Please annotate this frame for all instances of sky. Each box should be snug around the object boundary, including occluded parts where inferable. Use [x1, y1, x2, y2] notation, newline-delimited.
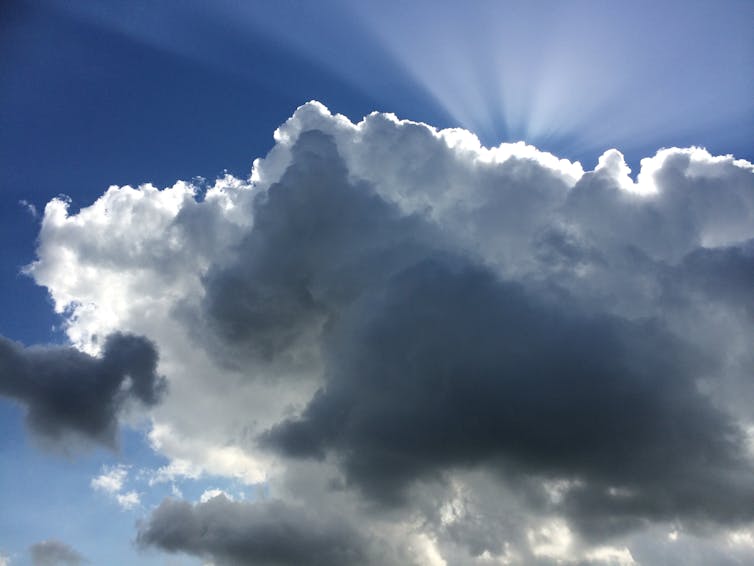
[0, 1, 753, 565]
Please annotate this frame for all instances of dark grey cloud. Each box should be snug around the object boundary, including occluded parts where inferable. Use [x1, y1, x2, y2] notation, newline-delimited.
[137, 494, 396, 566]
[674, 239, 754, 313]
[265, 256, 754, 531]
[30, 540, 86, 566]
[0, 332, 165, 448]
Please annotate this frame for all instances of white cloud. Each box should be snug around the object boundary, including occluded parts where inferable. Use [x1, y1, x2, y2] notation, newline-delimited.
[115, 491, 140, 510]
[527, 519, 573, 560]
[146, 423, 270, 485]
[528, 520, 636, 564]
[28, 101, 754, 564]
[728, 527, 754, 548]
[584, 546, 636, 565]
[90, 465, 140, 510]
[408, 533, 447, 566]
[90, 465, 127, 494]
[199, 488, 233, 503]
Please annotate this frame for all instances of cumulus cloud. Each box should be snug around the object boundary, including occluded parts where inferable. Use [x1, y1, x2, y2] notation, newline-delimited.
[29, 102, 754, 563]
[29, 541, 85, 566]
[0, 333, 165, 448]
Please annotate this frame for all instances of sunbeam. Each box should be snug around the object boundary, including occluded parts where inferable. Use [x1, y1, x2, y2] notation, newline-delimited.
[59, 0, 753, 164]
[352, 0, 753, 156]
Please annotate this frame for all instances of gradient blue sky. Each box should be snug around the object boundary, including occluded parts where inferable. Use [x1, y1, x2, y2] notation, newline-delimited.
[0, 1, 752, 564]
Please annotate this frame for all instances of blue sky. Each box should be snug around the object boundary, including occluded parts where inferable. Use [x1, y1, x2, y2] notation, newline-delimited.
[2, 0, 751, 347]
[1, 1, 753, 565]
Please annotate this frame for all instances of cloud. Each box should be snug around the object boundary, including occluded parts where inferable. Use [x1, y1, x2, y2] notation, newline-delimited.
[28, 102, 754, 563]
[136, 494, 403, 566]
[90, 465, 128, 493]
[0, 333, 165, 448]
[196, 129, 443, 368]
[90, 465, 141, 509]
[199, 488, 233, 503]
[263, 253, 753, 530]
[19, 199, 38, 218]
[29, 541, 85, 566]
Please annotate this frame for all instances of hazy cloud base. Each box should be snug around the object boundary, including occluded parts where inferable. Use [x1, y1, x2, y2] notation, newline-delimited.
[26, 102, 754, 565]
[30, 540, 86, 566]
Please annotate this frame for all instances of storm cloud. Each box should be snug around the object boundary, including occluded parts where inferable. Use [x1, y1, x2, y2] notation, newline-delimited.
[136, 494, 404, 566]
[30, 102, 754, 563]
[0, 332, 164, 448]
[264, 256, 753, 527]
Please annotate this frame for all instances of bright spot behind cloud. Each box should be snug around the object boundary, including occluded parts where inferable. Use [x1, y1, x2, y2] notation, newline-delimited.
[350, 0, 754, 152]
[61, 1, 753, 156]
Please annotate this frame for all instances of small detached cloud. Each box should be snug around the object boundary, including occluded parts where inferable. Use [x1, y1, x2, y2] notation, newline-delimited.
[91, 465, 141, 510]
[29, 541, 85, 566]
[0, 333, 165, 450]
[19, 199, 38, 218]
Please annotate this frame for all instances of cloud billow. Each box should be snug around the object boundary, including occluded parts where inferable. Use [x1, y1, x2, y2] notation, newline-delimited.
[30, 102, 754, 563]
[199, 130, 443, 368]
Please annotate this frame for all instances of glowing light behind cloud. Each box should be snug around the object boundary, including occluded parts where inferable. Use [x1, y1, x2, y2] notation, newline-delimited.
[60, 0, 752, 160]
[351, 0, 754, 153]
